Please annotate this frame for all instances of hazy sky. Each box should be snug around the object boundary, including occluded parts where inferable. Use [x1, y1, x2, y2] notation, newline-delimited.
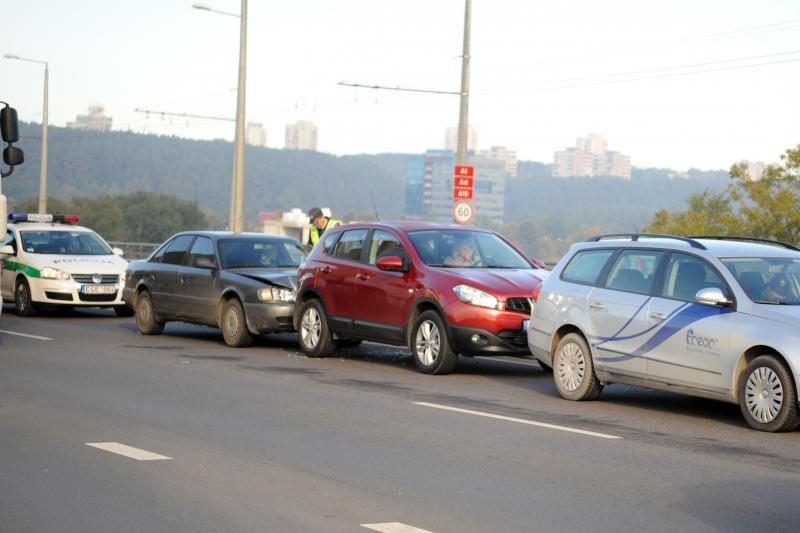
[2, 0, 799, 170]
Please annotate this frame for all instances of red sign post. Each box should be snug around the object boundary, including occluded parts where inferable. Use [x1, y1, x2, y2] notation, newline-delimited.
[452, 165, 475, 224]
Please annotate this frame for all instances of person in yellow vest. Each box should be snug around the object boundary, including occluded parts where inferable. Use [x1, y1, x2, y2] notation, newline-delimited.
[307, 207, 342, 248]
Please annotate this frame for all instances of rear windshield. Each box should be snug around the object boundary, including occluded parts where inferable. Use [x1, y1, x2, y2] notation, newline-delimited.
[19, 230, 112, 256]
[407, 230, 530, 269]
[722, 257, 800, 305]
[218, 238, 307, 269]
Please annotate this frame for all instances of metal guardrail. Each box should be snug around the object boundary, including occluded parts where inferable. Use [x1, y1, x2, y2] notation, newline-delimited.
[108, 241, 160, 260]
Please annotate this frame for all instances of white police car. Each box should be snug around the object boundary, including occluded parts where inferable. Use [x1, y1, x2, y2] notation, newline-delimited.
[1, 213, 132, 316]
[529, 233, 800, 432]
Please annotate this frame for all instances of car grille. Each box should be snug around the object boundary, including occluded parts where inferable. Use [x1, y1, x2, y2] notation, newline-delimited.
[72, 274, 120, 284]
[78, 292, 118, 303]
[505, 297, 532, 314]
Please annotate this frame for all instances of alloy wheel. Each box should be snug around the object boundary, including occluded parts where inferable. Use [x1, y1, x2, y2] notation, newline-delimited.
[415, 320, 441, 366]
[301, 307, 321, 349]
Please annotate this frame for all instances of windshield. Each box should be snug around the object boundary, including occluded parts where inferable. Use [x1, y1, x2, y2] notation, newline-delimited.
[407, 229, 531, 269]
[218, 238, 307, 269]
[20, 230, 113, 256]
[721, 257, 800, 305]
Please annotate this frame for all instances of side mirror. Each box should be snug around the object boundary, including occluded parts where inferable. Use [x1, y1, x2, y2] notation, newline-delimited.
[1, 106, 20, 143]
[696, 287, 731, 307]
[376, 255, 406, 272]
[0, 244, 13, 255]
[112, 247, 125, 257]
[194, 257, 217, 270]
[3, 145, 24, 167]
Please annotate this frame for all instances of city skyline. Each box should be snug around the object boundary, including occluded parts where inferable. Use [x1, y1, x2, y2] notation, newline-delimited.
[2, 0, 798, 171]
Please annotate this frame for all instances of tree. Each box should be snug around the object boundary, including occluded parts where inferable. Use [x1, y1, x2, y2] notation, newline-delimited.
[645, 145, 800, 242]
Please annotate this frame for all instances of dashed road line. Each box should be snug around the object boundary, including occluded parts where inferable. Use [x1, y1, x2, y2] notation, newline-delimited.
[85, 442, 172, 461]
[0, 329, 53, 341]
[362, 523, 434, 533]
[413, 401, 622, 440]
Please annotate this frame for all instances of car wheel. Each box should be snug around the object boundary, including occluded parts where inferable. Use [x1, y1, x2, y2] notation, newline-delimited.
[298, 299, 334, 357]
[14, 277, 37, 317]
[114, 305, 135, 317]
[739, 355, 800, 432]
[553, 333, 603, 401]
[411, 310, 458, 375]
[135, 290, 164, 335]
[221, 298, 253, 347]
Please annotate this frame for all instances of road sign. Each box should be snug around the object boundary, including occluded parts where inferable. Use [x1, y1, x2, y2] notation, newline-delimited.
[453, 187, 473, 200]
[453, 200, 475, 225]
[454, 165, 474, 178]
[454, 176, 474, 188]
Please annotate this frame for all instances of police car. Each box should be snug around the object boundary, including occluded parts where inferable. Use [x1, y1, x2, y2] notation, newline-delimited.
[529, 233, 800, 432]
[1, 213, 132, 316]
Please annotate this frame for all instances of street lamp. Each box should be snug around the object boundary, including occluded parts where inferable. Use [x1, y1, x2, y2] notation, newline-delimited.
[192, 1, 247, 232]
[4, 53, 49, 214]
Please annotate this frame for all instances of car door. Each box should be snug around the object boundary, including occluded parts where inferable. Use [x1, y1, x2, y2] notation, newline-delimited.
[352, 229, 414, 343]
[149, 234, 196, 318]
[177, 236, 219, 325]
[317, 228, 368, 333]
[644, 252, 733, 394]
[588, 249, 665, 380]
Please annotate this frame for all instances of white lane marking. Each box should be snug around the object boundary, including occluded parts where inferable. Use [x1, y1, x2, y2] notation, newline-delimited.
[362, 523, 434, 533]
[0, 329, 53, 341]
[475, 356, 542, 368]
[413, 401, 622, 440]
[85, 442, 172, 461]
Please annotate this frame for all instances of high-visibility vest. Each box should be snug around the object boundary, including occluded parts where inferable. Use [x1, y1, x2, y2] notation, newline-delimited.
[309, 218, 342, 245]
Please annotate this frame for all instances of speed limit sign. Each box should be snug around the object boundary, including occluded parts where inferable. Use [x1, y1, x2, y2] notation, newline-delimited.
[452, 200, 475, 225]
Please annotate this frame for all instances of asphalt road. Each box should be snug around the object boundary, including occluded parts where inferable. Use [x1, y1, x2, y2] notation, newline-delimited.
[2, 305, 800, 533]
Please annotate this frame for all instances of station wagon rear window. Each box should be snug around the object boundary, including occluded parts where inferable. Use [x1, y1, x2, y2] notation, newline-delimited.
[561, 249, 615, 285]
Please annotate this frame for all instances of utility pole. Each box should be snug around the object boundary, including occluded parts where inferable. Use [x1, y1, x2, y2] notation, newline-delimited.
[455, 0, 471, 167]
[231, 0, 248, 233]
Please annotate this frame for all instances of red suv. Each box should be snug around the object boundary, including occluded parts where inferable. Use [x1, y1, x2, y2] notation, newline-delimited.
[295, 222, 547, 374]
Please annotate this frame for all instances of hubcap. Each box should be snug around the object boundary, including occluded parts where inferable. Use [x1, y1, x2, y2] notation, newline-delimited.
[301, 307, 321, 349]
[225, 306, 240, 336]
[745, 366, 783, 423]
[415, 320, 440, 366]
[139, 298, 151, 325]
[557, 341, 586, 393]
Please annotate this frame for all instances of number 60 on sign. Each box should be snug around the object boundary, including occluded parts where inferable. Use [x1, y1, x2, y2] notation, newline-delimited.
[452, 200, 474, 225]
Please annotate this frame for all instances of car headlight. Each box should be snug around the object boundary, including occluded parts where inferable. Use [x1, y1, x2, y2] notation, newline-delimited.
[453, 284, 499, 309]
[257, 286, 295, 302]
[40, 267, 71, 280]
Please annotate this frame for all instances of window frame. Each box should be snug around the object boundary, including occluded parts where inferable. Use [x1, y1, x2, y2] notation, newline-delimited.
[332, 228, 369, 263]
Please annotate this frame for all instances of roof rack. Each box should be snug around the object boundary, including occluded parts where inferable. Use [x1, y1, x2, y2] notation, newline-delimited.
[585, 233, 706, 250]
[689, 235, 800, 252]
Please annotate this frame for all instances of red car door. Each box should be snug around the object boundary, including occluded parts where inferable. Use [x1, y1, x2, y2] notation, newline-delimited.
[353, 229, 415, 343]
[316, 228, 368, 331]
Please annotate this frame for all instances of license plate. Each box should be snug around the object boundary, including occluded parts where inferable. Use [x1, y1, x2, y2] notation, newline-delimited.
[522, 319, 529, 332]
[81, 285, 117, 295]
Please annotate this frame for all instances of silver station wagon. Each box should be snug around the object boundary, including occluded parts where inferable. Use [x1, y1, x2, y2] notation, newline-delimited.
[528, 234, 800, 432]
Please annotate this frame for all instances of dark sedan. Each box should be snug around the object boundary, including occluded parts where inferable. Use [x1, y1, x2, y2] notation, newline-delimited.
[122, 231, 306, 347]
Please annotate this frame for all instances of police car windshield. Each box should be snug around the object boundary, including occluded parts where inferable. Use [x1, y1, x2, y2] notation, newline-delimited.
[407, 229, 531, 269]
[218, 238, 307, 269]
[20, 230, 113, 256]
[721, 257, 800, 305]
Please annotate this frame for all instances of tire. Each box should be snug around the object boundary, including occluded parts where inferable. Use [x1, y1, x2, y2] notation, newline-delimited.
[221, 298, 253, 347]
[114, 305, 135, 318]
[298, 299, 334, 357]
[553, 333, 603, 401]
[410, 310, 458, 375]
[135, 290, 164, 335]
[14, 277, 37, 317]
[739, 355, 800, 432]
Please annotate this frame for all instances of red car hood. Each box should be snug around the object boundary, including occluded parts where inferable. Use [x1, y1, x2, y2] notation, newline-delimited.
[433, 267, 547, 298]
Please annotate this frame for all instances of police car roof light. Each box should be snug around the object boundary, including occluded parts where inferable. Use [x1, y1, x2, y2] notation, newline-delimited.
[7, 213, 80, 224]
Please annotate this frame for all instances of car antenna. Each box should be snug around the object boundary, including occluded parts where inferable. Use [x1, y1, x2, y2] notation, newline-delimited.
[370, 190, 380, 221]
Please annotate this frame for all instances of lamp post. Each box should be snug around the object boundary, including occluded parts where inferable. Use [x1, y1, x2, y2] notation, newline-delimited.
[4, 53, 48, 214]
[192, 1, 247, 232]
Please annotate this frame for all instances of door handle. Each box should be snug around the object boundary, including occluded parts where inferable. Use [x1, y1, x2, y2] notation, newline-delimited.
[589, 301, 606, 310]
[357, 273, 371, 281]
[649, 311, 668, 321]
[179, 276, 186, 284]
[320, 266, 332, 274]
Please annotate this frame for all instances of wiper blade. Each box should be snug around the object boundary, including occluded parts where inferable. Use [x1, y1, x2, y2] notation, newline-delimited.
[753, 300, 790, 305]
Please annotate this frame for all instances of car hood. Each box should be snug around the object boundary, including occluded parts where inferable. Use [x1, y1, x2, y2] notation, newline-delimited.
[750, 304, 800, 327]
[435, 267, 546, 297]
[28, 255, 127, 274]
[227, 267, 298, 290]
